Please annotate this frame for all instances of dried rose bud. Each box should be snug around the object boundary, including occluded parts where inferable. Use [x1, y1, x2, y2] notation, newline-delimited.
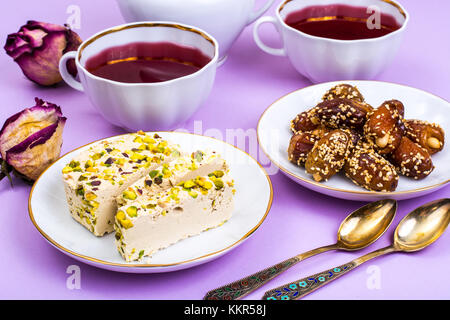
[0, 98, 66, 183]
[4, 21, 82, 86]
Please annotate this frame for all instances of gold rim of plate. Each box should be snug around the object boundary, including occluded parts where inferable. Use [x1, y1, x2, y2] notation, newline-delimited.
[28, 131, 273, 268]
[256, 80, 450, 196]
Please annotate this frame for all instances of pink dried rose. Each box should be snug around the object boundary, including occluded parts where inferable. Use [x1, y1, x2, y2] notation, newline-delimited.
[4, 21, 82, 86]
[0, 98, 66, 184]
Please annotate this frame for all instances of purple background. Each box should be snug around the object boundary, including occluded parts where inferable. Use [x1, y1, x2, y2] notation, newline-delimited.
[0, 0, 449, 299]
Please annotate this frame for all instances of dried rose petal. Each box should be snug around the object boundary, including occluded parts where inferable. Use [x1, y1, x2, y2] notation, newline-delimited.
[4, 21, 82, 86]
[0, 98, 66, 182]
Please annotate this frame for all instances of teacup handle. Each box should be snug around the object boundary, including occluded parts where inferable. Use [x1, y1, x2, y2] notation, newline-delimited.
[253, 16, 286, 56]
[59, 51, 84, 91]
[247, 0, 275, 25]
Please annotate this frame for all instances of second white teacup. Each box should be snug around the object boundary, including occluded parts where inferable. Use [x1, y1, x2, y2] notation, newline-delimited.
[253, 0, 409, 83]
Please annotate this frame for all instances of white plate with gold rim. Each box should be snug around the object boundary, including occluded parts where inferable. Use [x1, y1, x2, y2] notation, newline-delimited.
[28, 132, 273, 273]
[257, 80, 450, 201]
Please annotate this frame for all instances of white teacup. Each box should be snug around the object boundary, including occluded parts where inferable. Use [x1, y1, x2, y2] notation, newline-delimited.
[115, 0, 275, 62]
[59, 22, 218, 132]
[253, 0, 409, 83]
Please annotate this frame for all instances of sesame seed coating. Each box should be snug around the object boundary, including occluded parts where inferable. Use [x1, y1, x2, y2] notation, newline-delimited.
[314, 98, 372, 132]
[322, 84, 365, 102]
[391, 136, 434, 180]
[305, 129, 354, 182]
[290, 110, 320, 134]
[344, 142, 398, 191]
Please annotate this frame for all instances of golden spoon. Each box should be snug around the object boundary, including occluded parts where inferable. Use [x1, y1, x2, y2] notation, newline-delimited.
[262, 198, 450, 300]
[204, 199, 397, 300]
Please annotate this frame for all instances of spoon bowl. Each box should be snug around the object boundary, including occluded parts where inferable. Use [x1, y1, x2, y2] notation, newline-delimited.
[338, 199, 397, 250]
[394, 198, 450, 252]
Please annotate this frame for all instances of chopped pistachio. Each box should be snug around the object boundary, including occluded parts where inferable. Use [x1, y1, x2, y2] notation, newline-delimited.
[189, 190, 198, 198]
[120, 219, 133, 229]
[123, 190, 137, 200]
[213, 178, 224, 190]
[162, 167, 171, 178]
[103, 168, 114, 175]
[116, 211, 126, 221]
[85, 160, 94, 168]
[210, 170, 224, 178]
[85, 192, 97, 201]
[183, 180, 196, 189]
[130, 152, 146, 161]
[90, 201, 99, 209]
[115, 158, 126, 166]
[202, 181, 212, 190]
[116, 210, 133, 229]
[149, 170, 159, 178]
[126, 206, 138, 218]
[76, 187, 84, 196]
[143, 136, 156, 144]
[69, 160, 80, 168]
[62, 166, 73, 174]
[91, 152, 104, 160]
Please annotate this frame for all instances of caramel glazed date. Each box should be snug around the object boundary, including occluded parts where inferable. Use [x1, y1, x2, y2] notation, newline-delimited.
[305, 129, 356, 182]
[344, 142, 399, 192]
[287, 83, 445, 191]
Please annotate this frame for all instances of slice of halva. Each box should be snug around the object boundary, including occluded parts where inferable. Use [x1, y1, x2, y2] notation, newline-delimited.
[115, 172, 235, 262]
[62, 131, 181, 236]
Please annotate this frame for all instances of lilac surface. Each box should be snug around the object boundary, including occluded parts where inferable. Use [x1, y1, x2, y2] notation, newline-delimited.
[0, 0, 449, 300]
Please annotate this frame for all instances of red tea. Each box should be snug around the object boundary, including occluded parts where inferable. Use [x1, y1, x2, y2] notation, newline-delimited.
[85, 42, 211, 83]
[284, 4, 401, 40]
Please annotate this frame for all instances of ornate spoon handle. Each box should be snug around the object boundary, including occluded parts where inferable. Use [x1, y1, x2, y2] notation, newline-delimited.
[262, 245, 396, 300]
[203, 244, 337, 300]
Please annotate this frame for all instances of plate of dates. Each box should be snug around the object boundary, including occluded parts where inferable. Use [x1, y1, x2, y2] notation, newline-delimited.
[257, 81, 449, 201]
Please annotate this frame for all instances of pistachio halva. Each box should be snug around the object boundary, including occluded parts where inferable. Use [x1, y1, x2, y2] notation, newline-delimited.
[62, 131, 181, 236]
[116, 170, 234, 262]
[62, 131, 235, 262]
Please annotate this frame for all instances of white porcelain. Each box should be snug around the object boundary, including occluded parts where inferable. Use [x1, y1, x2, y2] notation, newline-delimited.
[257, 81, 450, 201]
[115, 0, 275, 61]
[59, 22, 218, 132]
[29, 132, 273, 273]
[253, 0, 409, 83]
